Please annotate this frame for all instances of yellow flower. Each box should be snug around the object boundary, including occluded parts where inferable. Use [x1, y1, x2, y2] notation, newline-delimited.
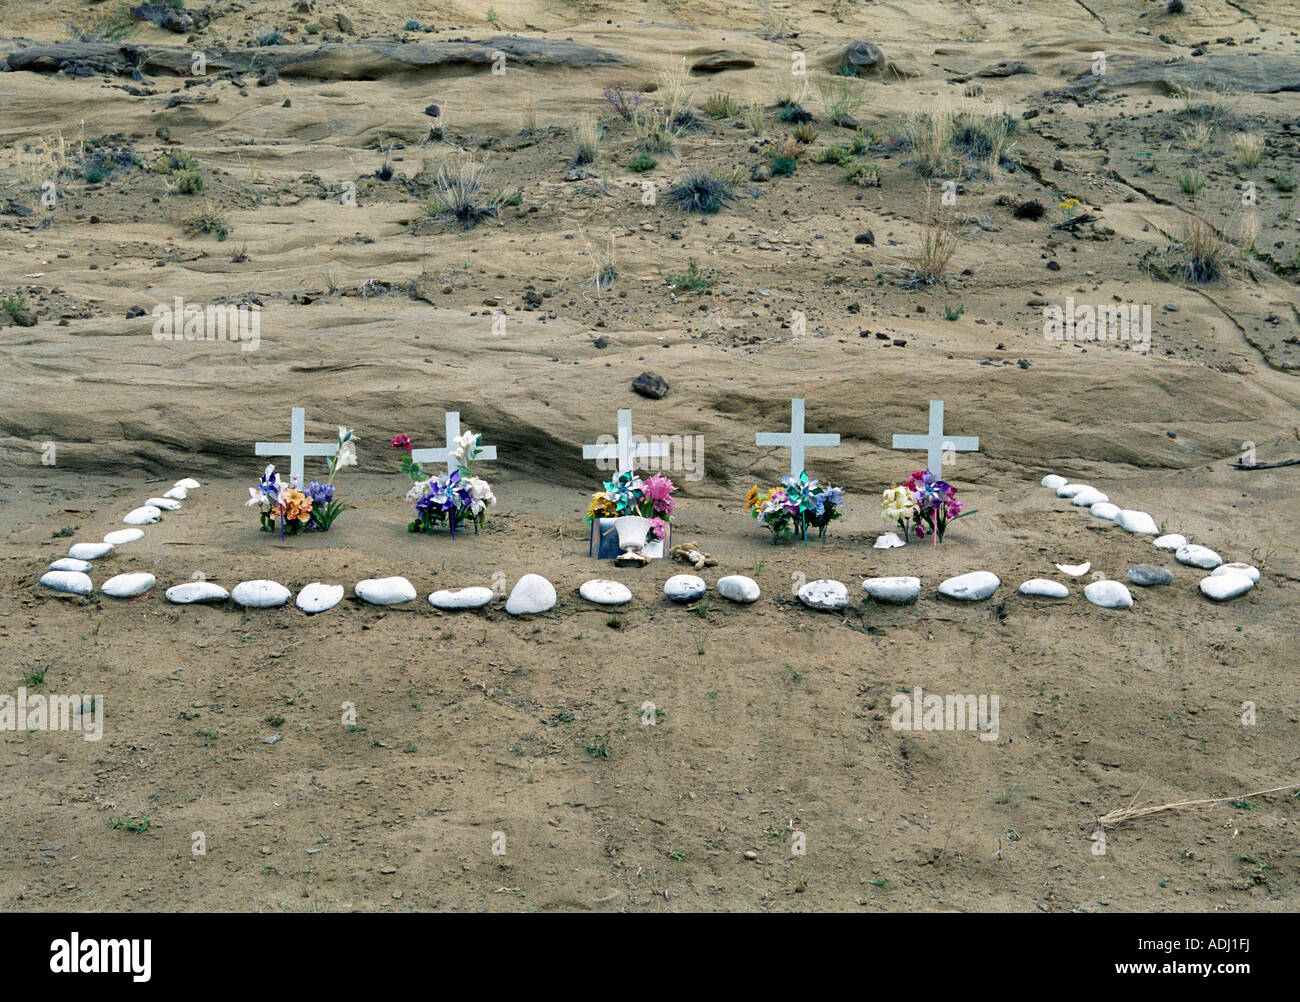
[744, 485, 761, 511]
[881, 485, 917, 523]
[588, 493, 618, 519]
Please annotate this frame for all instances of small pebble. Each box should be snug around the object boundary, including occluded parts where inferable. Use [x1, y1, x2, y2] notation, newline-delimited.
[1019, 579, 1068, 598]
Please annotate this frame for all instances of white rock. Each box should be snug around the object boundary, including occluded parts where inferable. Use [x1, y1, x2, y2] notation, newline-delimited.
[69, 542, 113, 561]
[798, 579, 849, 610]
[1084, 580, 1133, 609]
[124, 505, 162, 525]
[862, 576, 921, 604]
[1071, 488, 1109, 507]
[1212, 563, 1260, 584]
[429, 586, 495, 610]
[232, 579, 291, 608]
[1019, 579, 1069, 598]
[873, 532, 906, 549]
[355, 576, 417, 606]
[580, 579, 633, 606]
[717, 575, 760, 604]
[1041, 474, 1067, 489]
[146, 497, 182, 511]
[297, 582, 345, 614]
[506, 574, 557, 615]
[101, 572, 156, 598]
[163, 486, 188, 500]
[938, 571, 1000, 601]
[1154, 534, 1187, 551]
[1090, 502, 1120, 521]
[49, 558, 92, 573]
[663, 575, 707, 602]
[1176, 544, 1222, 570]
[1055, 562, 1091, 577]
[175, 478, 200, 490]
[165, 581, 229, 604]
[1056, 483, 1090, 498]
[40, 570, 92, 595]
[1116, 510, 1159, 535]
[1200, 571, 1254, 601]
[104, 529, 144, 546]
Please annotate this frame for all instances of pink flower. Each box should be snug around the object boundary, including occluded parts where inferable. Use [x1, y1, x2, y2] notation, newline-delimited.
[648, 517, 669, 540]
[644, 474, 675, 501]
[644, 474, 676, 516]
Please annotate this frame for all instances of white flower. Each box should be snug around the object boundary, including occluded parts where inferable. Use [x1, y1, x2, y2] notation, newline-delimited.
[334, 438, 357, 471]
[450, 429, 477, 466]
[406, 479, 432, 502]
[468, 476, 496, 506]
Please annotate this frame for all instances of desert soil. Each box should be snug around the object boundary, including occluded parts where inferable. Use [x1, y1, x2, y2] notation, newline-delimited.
[0, 0, 1298, 912]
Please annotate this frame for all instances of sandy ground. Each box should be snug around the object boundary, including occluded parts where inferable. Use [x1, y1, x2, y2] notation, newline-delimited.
[0, 1, 1298, 911]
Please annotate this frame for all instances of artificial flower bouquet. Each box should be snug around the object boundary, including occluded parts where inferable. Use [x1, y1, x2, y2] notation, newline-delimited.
[393, 430, 496, 537]
[585, 471, 676, 542]
[246, 427, 357, 536]
[744, 471, 846, 544]
[881, 469, 971, 546]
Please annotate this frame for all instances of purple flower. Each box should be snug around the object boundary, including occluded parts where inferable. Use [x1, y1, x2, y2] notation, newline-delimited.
[306, 481, 334, 506]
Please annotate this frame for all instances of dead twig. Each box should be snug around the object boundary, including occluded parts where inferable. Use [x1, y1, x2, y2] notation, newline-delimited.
[1097, 782, 1300, 830]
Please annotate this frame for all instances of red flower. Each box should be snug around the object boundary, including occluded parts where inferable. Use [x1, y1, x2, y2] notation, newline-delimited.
[391, 434, 412, 450]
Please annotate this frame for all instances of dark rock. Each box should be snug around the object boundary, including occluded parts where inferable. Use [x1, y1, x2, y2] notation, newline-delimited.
[854, 231, 875, 245]
[691, 52, 756, 73]
[10, 309, 37, 327]
[841, 40, 885, 74]
[155, 126, 170, 141]
[126, 305, 147, 319]
[1046, 260, 1060, 271]
[129, 4, 194, 33]
[976, 60, 1034, 77]
[1128, 565, 1173, 587]
[424, 104, 441, 117]
[593, 336, 608, 349]
[523, 289, 543, 308]
[749, 163, 771, 182]
[258, 66, 279, 86]
[632, 371, 669, 399]
[336, 12, 354, 33]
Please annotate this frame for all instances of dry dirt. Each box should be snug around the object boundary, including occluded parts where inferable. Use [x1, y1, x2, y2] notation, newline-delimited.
[0, 0, 1298, 912]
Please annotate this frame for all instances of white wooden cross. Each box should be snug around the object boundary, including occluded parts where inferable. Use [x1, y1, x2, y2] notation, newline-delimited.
[411, 411, 497, 475]
[891, 399, 978, 479]
[583, 408, 667, 476]
[255, 407, 338, 486]
[756, 398, 840, 477]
